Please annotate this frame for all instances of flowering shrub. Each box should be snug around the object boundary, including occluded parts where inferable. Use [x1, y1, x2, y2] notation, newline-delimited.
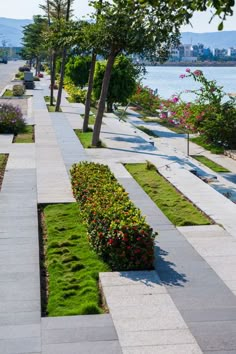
[70, 162, 156, 270]
[0, 104, 26, 134]
[131, 85, 161, 113]
[37, 73, 44, 78]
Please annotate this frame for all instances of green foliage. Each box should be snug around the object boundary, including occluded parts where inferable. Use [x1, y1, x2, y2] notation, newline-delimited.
[43, 203, 110, 316]
[191, 155, 230, 173]
[64, 80, 87, 103]
[12, 85, 25, 97]
[0, 104, 26, 134]
[15, 72, 24, 80]
[126, 163, 211, 226]
[93, 55, 141, 111]
[65, 56, 91, 88]
[70, 162, 156, 270]
[131, 85, 161, 113]
[190, 136, 224, 154]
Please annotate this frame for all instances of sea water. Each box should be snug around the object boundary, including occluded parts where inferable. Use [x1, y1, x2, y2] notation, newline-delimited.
[143, 66, 236, 101]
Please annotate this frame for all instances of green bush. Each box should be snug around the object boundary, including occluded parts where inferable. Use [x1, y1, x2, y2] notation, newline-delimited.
[34, 76, 40, 81]
[64, 80, 87, 103]
[15, 72, 24, 80]
[12, 85, 25, 97]
[70, 162, 156, 271]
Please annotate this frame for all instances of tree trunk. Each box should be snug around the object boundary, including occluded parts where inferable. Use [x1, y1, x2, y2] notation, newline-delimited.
[50, 52, 56, 106]
[92, 52, 116, 146]
[55, 47, 67, 112]
[107, 101, 113, 113]
[35, 57, 39, 76]
[55, 0, 71, 112]
[83, 51, 97, 132]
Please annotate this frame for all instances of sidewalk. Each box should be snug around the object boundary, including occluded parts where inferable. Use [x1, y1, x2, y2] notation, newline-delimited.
[1, 73, 236, 353]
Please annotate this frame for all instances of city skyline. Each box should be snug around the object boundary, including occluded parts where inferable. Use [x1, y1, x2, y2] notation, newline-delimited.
[0, 0, 236, 33]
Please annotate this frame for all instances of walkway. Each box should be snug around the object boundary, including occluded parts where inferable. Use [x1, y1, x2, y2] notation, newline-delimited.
[1, 72, 236, 353]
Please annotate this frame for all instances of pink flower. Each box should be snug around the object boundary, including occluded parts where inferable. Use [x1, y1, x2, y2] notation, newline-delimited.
[179, 74, 186, 79]
[193, 70, 202, 76]
[171, 96, 179, 103]
[186, 68, 191, 73]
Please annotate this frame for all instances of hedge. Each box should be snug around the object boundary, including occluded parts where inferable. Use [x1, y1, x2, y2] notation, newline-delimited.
[70, 162, 156, 270]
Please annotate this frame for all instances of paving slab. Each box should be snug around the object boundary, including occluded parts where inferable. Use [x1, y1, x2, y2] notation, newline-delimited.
[100, 271, 202, 353]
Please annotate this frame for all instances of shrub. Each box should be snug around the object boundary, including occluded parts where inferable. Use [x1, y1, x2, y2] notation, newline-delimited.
[64, 80, 87, 103]
[49, 83, 58, 89]
[15, 72, 24, 80]
[18, 66, 30, 72]
[38, 73, 44, 78]
[0, 104, 26, 134]
[34, 76, 40, 81]
[12, 84, 25, 97]
[70, 162, 156, 271]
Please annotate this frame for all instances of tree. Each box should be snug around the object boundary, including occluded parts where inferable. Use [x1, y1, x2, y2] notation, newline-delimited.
[55, 0, 75, 112]
[90, 0, 183, 146]
[21, 16, 47, 75]
[65, 56, 91, 88]
[40, 0, 72, 107]
[93, 55, 141, 112]
[139, 0, 235, 30]
[83, 1, 103, 133]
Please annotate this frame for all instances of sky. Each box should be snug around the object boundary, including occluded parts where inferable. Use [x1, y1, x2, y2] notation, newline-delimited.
[0, 0, 236, 33]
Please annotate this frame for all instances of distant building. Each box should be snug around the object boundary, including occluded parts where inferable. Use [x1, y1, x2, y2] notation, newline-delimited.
[227, 47, 236, 57]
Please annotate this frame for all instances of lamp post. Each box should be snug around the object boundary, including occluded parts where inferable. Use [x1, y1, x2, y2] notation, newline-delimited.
[186, 132, 190, 156]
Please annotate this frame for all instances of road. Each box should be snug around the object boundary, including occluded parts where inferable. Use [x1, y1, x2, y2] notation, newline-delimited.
[0, 60, 25, 93]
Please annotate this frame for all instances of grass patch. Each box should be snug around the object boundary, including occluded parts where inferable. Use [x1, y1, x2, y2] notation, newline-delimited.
[191, 155, 230, 173]
[80, 114, 96, 125]
[0, 154, 8, 190]
[44, 96, 56, 103]
[74, 129, 105, 148]
[13, 125, 34, 143]
[125, 162, 211, 226]
[2, 89, 13, 97]
[46, 104, 62, 113]
[190, 136, 224, 154]
[138, 125, 159, 137]
[40, 203, 110, 317]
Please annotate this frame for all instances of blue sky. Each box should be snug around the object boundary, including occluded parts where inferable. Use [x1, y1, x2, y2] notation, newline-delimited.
[0, 0, 236, 33]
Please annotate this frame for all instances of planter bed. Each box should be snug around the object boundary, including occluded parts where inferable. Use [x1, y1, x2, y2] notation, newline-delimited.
[74, 129, 105, 148]
[125, 162, 212, 226]
[191, 155, 230, 173]
[13, 125, 34, 143]
[0, 154, 8, 190]
[39, 203, 110, 317]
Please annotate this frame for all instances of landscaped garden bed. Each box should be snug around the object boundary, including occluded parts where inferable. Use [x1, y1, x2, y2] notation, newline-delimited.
[74, 129, 105, 148]
[13, 125, 34, 143]
[39, 203, 110, 317]
[71, 162, 156, 270]
[0, 154, 8, 190]
[125, 162, 212, 226]
[138, 125, 159, 137]
[46, 104, 62, 112]
[191, 155, 230, 173]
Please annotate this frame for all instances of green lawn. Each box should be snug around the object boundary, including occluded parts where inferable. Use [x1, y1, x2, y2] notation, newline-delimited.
[44, 96, 56, 103]
[14, 125, 34, 143]
[41, 203, 110, 317]
[138, 125, 159, 137]
[47, 104, 62, 112]
[74, 129, 105, 148]
[0, 154, 8, 190]
[2, 89, 13, 97]
[80, 114, 96, 125]
[190, 136, 224, 154]
[125, 163, 211, 226]
[191, 155, 230, 173]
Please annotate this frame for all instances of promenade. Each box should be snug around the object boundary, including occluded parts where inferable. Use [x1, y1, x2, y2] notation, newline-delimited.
[0, 70, 236, 353]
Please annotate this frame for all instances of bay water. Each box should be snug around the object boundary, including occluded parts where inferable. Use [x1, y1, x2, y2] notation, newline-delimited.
[143, 66, 236, 101]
